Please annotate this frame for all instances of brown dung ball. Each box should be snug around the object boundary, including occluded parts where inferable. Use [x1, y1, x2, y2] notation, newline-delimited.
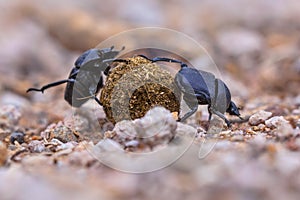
[100, 56, 181, 124]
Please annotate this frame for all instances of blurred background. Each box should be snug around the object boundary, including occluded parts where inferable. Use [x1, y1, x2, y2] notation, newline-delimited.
[1, 0, 299, 101]
[0, 0, 300, 200]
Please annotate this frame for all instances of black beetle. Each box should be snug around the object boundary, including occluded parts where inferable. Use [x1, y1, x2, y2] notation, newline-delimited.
[137, 55, 242, 126]
[27, 46, 124, 107]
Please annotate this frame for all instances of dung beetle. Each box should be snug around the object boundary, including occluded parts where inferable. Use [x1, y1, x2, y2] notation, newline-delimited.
[138, 55, 242, 126]
[27, 46, 124, 107]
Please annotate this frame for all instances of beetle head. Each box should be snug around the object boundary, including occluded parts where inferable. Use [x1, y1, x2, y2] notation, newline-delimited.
[74, 49, 100, 68]
[226, 101, 241, 118]
[75, 47, 124, 70]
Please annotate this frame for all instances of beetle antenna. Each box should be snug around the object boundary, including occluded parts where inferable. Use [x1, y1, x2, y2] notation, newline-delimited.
[137, 54, 151, 60]
[26, 79, 74, 93]
[152, 57, 182, 64]
[113, 58, 129, 64]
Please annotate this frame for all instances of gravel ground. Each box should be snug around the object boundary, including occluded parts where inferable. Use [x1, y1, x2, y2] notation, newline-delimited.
[0, 0, 300, 200]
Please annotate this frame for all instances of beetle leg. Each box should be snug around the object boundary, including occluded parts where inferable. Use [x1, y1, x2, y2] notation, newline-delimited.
[73, 92, 103, 107]
[209, 108, 231, 127]
[208, 112, 212, 121]
[89, 82, 103, 106]
[112, 59, 129, 64]
[208, 106, 212, 121]
[103, 66, 111, 76]
[27, 79, 75, 93]
[179, 106, 198, 122]
[78, 88, 103, 106]
[92, 95, 103, 106]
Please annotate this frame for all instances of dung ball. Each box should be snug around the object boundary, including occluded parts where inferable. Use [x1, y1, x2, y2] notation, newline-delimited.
[100, 56, 180, 124]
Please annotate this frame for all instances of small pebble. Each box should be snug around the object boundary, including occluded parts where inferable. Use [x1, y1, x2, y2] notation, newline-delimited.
[230, 135, 245, 142]
[265, 116, 294, 138]
[294, 95, 300, 106]
[125, 140, 139, 148]
[41, 122, 79, 143]
[295, 137, 300, 148]
[68, 149, 97, 167]
[197, 126, 207, 135]
[0, 105, 21, 126]
[106, 107, 177, 150]
[257, 124, 266, 130]
[28, 140, 46, 153]
[249, 110, 272, 126]
[10, 132, 25, 144]
[56, 141, 77, 151]
[232, 130, 244, 135]
[0, 92, 30, 108]
[265, 116, 289, 129]
[0, 142, 7, 166]
[230, 131, 245, 142]
[0, 128, 11, 141]
[292, 109, 300, 115]
[251, 134, 267, 146]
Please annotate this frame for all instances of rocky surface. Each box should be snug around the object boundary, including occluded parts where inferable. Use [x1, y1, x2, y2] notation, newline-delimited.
[0, 0, 300, 200]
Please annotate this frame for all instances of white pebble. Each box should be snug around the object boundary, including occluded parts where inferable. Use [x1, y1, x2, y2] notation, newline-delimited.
[265, 116, 289, 129]
[107, 107, 178, 148]
[265, 116, 294, 138]
[249, 110, 272, 125]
